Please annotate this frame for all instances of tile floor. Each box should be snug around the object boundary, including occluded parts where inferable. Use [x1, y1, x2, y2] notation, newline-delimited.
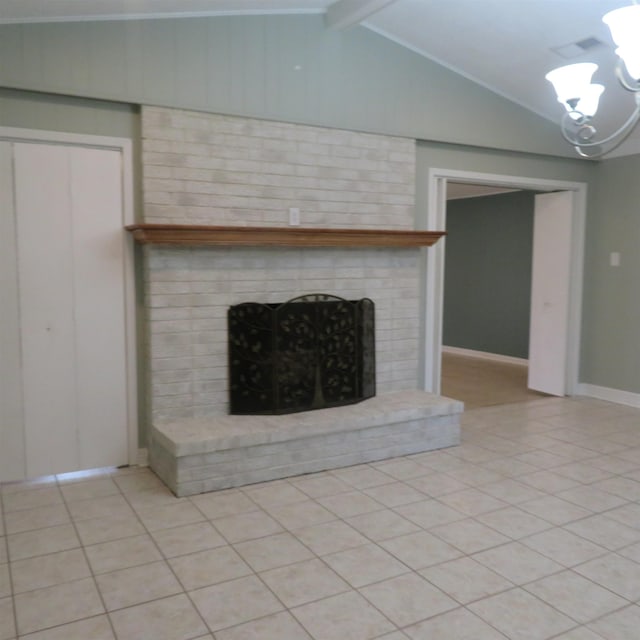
[2, 395, 640, 639]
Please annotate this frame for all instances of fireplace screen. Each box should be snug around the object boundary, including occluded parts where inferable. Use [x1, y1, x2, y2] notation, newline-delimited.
[228, 294, 375, 415]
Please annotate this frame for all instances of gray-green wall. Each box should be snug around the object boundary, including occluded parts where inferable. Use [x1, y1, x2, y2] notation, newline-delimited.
[443, 191, 534, 359]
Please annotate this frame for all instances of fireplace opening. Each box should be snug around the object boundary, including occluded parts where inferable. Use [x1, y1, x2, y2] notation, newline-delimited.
[228, 294, 375, 415]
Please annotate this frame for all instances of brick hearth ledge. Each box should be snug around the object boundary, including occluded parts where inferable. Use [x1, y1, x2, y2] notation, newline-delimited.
[149, 390, 463, 497]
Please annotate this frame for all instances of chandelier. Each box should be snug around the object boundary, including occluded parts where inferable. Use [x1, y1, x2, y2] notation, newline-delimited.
[546, 4, 640, 158]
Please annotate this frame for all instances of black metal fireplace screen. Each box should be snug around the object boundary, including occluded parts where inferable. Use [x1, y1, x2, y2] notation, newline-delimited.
[228, 294, 375, 415]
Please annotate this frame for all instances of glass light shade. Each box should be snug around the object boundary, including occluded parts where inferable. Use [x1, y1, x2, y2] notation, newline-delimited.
[545, 63, 598, 105]
[603, 6, 640, 79]
[570, 83, 604, 119]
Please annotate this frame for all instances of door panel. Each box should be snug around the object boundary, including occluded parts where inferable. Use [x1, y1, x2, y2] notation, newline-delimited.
[528, 191, 574, 396]
[7, 141, 130, 479]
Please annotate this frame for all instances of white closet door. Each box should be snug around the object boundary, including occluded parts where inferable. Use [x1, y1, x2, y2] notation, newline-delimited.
[12, 142, 129, 477]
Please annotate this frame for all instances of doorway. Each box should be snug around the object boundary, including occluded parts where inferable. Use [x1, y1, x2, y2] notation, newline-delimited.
[423, 169, 586, 400]
[0, 128, 137, 482]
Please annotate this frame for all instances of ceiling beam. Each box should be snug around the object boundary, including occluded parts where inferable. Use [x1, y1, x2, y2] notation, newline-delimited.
[325, 0, 399, 30]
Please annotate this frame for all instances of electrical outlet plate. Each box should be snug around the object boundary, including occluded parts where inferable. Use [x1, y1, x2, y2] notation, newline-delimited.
[289, 207, 300, 226]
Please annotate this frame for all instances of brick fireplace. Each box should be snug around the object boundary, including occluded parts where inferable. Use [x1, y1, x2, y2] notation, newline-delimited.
[138, 106, 462, 496]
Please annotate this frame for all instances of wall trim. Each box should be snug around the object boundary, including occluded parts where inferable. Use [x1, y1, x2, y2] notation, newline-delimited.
[576, 383, 640, 408]
[442, 345, 528, 366]
[424, 169, 587, 398]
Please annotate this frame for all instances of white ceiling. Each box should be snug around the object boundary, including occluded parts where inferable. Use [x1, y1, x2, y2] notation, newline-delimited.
[2, 0, 639, 156]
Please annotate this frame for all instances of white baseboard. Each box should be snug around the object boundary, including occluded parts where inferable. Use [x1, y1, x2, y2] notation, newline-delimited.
[136, 448, 149, 467]
[442, 345, 528, 367]
[576, 383, 640, 408]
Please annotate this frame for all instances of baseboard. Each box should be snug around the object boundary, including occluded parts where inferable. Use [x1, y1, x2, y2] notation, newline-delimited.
[576, 383, 640, 408]
[442, 345, 528, 366]
[136, 448, 149, 467]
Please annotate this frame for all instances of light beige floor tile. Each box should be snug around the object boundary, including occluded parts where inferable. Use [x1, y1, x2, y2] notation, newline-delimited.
[419, 556, 513, 604]
[331, 465, 395, 489]
[518, 495, 592, 525]
[469, 587, 575, 640]
[404, 606, 509, 639]
[589, 455, 639, 475]
[394, 499, 466, 529]
[317, 491, 384, 518]
[482, 458, 539, 478]
[215, 610, 312, 640]
[113, 470, 166, 494]
[371, 458, 432, 480]
[290, 473, 352, 498]
[14, 577, 104, 636]
[292, 520, 369, 555]
[518, 470, 581, 493]
[189, 490, 261, 519]
[7, 524, 80, 561]
[443, 464, 505, 486]
[405, 473, 469, 497]
[109, 593, 208, 640]
[135, 501, 205, 532]
[74, 513, 146, 546]
[60, 478, 119, 502]
[169, 545, 252, 590]
[574, 553, 640, 600]
[11, 548, 91, 594]
[0, 596, 14, 640]
[66, 494, 134, 523]
[591, 476, 640, 501]
[0, 541, 5, 565]
[429, 518, 510, 554]
[291, 590, 395, 640]
[5, 505, 70, 535]
[18, 614, 115, 639]
[211, 510, 284, 543]
[513, 450, 571, 470]
[475, 506, 552, 540]
[438, 488, 509, 517]
[243, 481, 308, 508]
[190, 575, 283, 631]
[84, 534, 162, 574]
[151, 521, 226, 558]
[380, 530, 462, 570]
[124, 487, 180, 510]
[554, 463, 613, 484]
[260, 557, 350, 607]
[375, 633, 409, 640]
[2, 487, 63, 513]
[472, 541, 564, 584]
[555, 485, 629, 512]
[552, 628, 611, 640]
[522, 527, 608, 567]
[588, 604, 640, 640]
[525, 570, 628, 623]
[0, 565, 9, 599]
[1, 476, 56, 496]
[479, 479, 546, 505]
[362, 482, 426, 507]
[617, 540, 640, 563]
[346, 509, 421, 541]
[360, 572, 457, 627]
[234, 531, 314, 571]
[603, 503, 640, 530]
[565, 514, 640, 551]
[323, 543, 410, 588]
[265, 500, 336, 530]
[95, 560, 182, 611]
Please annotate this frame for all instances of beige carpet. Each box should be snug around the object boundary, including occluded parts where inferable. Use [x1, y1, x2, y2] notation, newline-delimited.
[440, 351, 549, 409]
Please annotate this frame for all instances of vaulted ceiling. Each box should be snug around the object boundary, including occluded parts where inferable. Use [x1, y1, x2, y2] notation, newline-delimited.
[2, 0, 638, 154]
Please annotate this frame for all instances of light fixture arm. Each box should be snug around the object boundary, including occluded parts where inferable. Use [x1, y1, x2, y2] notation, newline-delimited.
[560, 91, 640, 158]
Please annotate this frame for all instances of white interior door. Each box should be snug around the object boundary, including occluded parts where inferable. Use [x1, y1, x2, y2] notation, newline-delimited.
[528, 191, 574, 396]
[2, 141, 130, 479]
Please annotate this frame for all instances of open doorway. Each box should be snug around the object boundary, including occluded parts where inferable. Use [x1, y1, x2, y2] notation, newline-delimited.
[423, 169, 587, 405]
[440, 184, 547, 408]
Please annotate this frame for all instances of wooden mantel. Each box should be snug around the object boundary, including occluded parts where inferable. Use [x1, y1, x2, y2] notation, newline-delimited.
[126, 224, 446, 248]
